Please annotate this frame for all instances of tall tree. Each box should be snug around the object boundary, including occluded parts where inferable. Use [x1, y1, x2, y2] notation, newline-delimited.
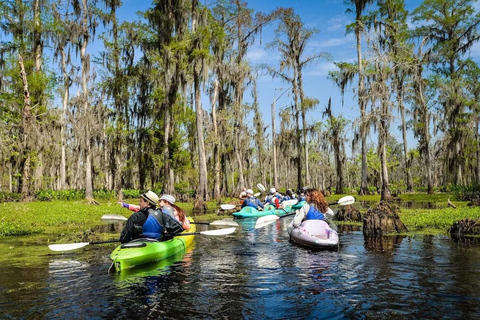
[268, 9, 327, 189]
[346, 0, 374, 195]
[413, 0, 480, 185]
[323, 98, 348, 194]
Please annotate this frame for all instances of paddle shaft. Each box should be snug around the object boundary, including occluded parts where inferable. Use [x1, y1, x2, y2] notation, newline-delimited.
[90, 239, 120, 245]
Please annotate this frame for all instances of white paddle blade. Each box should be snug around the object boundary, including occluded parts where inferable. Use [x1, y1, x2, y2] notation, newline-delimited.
[210, 220, 239, 227]
[48, 242, 90, 252]
[101, 214, 127, 222]
[337, 195, 355, 206]
[200, 227, 236, 236]
[325, 207, 334, 219]
[254, 192, 261, 197]
[255, 215, 280, 229]
[281, 199, 298, 206]
[220, 204, 236, 210]
[257, 183, 266, 192]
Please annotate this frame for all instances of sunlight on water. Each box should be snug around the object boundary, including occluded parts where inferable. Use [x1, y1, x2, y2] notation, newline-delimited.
[1, 219, 480, 319]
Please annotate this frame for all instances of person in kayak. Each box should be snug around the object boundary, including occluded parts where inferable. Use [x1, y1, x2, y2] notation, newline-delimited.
[171, 203, 191, 231]
[158, 194, 176, 217]
[291, 188, 337, 230]
[118, 193, 190, 231]
[241, 189, 264, 210]
[119, 191, 184, 243]
[265, 187, 283, 208]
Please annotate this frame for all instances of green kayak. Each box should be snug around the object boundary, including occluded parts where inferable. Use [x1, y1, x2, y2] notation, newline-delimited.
[109, 219, 195, 272]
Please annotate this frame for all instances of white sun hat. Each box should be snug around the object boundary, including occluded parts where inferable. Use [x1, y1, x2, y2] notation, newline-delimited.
[159, 194, 176, 204]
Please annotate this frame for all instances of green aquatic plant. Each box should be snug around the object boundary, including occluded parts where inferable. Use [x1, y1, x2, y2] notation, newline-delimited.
[399, 207, 480, 232]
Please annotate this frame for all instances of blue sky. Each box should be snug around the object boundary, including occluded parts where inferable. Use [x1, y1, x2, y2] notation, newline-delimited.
[114, 0, 480, 153]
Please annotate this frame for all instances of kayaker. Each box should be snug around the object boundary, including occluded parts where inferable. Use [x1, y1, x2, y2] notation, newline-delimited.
[297, 187, 307, 201]
[158, 194, 177, 217]
[171, 203, 191, 231]
[119, 191, 184, 243]
[265, 187, 283, 208]
[282, 189, 296, 201]
[241, 189, 264, 210]
[291, 188, 337, 231]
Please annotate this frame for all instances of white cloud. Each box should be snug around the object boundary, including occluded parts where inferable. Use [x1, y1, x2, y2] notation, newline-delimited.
[316, 34, 355, 48]
[247, 47, 269, 62]
[307, 61, 337, 76]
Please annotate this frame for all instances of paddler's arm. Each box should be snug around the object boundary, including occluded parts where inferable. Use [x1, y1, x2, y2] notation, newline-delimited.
[292, 203, 309, 227]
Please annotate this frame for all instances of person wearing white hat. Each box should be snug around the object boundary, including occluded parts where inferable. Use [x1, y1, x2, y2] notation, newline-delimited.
[119, 191, 184, 243]
[158, 194, 176, 218]
[117, 190, 158, 213]
[241, 188, 264, 210]
[264, 187, 283, 209]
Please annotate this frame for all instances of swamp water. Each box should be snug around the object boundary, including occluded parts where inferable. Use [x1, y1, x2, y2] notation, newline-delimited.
[1, 212, 480, 319]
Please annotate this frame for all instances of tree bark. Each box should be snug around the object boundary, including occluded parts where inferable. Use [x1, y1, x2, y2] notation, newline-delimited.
[19, 54, 33, 202]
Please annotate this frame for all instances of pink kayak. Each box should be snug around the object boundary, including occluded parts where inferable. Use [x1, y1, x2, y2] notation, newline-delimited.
[288, 219, 339, 250]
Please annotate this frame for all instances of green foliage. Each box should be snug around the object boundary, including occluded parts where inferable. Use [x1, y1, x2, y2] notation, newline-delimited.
[0, 200, 126, 236]
[400, 207, 480, 232]
[0, 192, 21, 203]
[451, 185, 480, 201]
[122, 189, 141, 199]
[175, 182, 195, 197]
[35, 189, 86, 201]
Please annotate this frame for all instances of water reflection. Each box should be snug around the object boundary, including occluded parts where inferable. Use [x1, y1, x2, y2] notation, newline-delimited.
[364, 235, 406, 253]
[1, 216, 480, 319]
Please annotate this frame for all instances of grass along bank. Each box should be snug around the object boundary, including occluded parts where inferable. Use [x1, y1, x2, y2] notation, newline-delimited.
[1, 193, 479, 238]
[0, 199, 222, 237]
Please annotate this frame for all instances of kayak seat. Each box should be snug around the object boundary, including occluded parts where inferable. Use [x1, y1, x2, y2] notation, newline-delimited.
[121, 242, 147, 249]
[302, 220, 330, 240]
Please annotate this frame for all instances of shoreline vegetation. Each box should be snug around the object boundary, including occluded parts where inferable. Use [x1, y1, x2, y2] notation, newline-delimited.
[1, 193, 480, 239]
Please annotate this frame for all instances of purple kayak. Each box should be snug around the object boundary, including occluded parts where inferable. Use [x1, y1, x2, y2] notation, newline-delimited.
[288, 219, 339, 251]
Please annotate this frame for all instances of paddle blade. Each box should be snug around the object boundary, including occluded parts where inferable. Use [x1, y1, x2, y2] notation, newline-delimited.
[257, 183, 266, 192]
[48, 242, 90, 252]
[337, 195, 355, 206]
[200, 227, 236, 236]
[101, 214, 127, 223]
[209, 220, 239, 227]
[254, 192, 261, 197]
[255, 215, 280, 229]
[281, 199, 298, 206]
[220, 204, 236, 210]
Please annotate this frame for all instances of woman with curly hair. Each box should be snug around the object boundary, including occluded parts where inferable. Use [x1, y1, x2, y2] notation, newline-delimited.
[291, 188, 337, 230]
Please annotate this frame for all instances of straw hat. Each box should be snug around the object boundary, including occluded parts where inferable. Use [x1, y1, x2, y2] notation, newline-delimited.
[142, 191, 159, 206]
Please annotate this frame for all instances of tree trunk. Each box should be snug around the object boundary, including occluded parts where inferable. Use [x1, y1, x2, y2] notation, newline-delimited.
[80, 0, 94, 201]
[357, 23, 368, 196]
[379, 103, 392, 201]
[194, 73, 208, 208]
[18, 54, 33, 202]
[398, 81, 413, 192]
[60, 48, 68, 190]
[211, 79, 221, 200]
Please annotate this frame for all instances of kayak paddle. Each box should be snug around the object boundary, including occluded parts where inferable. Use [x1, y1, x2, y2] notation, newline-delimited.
[48, 228, 237, 252]
[101, 214, 239, 227]
[254, 195, 356, 229]
[220, 204, 236, 210]
[257, 183, 266, 193]
[48, 239, 120, 252]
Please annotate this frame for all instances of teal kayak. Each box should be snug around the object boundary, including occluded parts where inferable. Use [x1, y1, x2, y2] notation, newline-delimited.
[232, 205, 292, 219]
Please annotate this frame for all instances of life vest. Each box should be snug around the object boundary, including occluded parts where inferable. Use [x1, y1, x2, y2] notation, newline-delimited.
[306, 205, 325, 220]
[243, 197, 259, 209]
[142, 208, 164, 239]
[162, 205, 175, 218]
